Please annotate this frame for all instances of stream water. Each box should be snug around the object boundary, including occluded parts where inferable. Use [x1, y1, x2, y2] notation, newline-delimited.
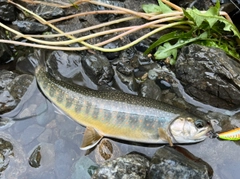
[1, 79, 240, 179]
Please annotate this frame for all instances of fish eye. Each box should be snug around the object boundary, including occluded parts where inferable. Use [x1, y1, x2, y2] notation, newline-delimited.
[194, 119, 206, 128]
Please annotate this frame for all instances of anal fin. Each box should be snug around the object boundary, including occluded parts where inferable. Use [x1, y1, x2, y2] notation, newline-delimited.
[158, 128, 173, 146]
[80, 126, 103, 150]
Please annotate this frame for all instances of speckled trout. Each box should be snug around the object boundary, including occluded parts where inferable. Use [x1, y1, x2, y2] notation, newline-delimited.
[35, 66, 212, 150]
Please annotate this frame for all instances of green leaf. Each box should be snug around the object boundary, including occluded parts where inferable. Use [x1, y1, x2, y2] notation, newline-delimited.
[183, 1, 240, 38]
[144, 30, 194, 55]
[155, 42, 177, 60]
[196, 39, 240, 60]
[157, 0, 173, 13]
[142, 4, 162, 14]
[154, 32, 208, 63]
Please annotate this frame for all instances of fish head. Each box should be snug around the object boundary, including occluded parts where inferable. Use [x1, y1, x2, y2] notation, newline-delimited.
[169, 116, 212, 143]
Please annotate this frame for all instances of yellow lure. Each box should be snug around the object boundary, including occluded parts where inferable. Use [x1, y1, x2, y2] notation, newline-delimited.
[218, 128, 240, 141]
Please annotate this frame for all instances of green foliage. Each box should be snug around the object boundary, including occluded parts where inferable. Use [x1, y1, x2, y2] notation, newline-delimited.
[142, 0, 172, 14]
[142, 4, 163, 14]
[144, 0, 240, 63]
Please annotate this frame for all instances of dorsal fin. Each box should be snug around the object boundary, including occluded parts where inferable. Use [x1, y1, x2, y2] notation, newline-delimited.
[80, 126, 103, 150]
[158, 128, 173, 146]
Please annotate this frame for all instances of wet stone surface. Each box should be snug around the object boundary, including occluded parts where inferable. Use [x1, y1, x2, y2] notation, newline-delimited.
[82, 54, 114, 85]
[0, 70, 34, 114]
[12, 21, 50, 34]
[92, 152, 150, 179]
[175, 44, 240, 110]
[29, 145, 41, 168]
[0, 2, 16, 22]
[148, 146, 212, 179]
[0, 138, 13, 173]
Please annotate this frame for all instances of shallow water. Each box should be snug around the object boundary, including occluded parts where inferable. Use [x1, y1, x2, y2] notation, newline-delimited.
[1, 80, 240, 179]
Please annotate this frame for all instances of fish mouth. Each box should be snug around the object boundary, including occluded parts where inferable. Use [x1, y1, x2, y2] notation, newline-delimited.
[193, 125, 213, 141]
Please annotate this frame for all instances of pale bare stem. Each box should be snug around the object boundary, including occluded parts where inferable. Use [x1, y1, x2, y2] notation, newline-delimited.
[83, 21, 192, 52]
[87, 0, 153, 20]
[149, 11, 183, 20]
[15, 16, 138, 39]
[95, 16, 184, 48]
[220, 11, 233, 23]
[162, 0, 183, 12]
[0, 21, 190, 52]
[19, 0, 90, 8]
[0, 39, 89, 50]
[47, 10, 128, 24]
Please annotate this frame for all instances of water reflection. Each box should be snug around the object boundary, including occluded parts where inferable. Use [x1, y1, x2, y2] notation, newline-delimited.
[0, 80, 240, 179]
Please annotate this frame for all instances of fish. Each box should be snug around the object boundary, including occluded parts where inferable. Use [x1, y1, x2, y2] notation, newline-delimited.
[217, 128, 240, 141]
[35, 65, 212, 150]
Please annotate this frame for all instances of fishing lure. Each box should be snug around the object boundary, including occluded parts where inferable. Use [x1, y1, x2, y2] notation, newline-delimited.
[217, 128, 240, 141]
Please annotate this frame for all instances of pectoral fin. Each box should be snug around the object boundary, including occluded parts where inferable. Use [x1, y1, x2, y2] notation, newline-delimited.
[80, 126, 103, 150]
[158, 128, 173, 146]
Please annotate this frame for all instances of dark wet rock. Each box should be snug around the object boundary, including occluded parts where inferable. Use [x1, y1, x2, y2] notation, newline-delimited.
[34, 4, 65, 20]
[133, 52, 153, 66]
[16, 53, 38, 75]
[155, 79, 172, 90]
[173, 146, 213, 178]
[134, 41, 149, 53]
[93, 0, 125, 22]
[147, 69, 159, 80]
[46, 50, 82, 79]
[29, 145, 41, 168]
[129, 36, 151, 53]
[140, 79, 161, 101]
[172, 0, 214, 10]
[103, 42, 121, 60]
[175, 44, 240, 110]
[12, 21, 50, 34]
[82, 54, 114, 85]
[0, 138, 13, 173]
[0, 43, 12, 65]
[7, 74, 34, 101]
[116, 61, 134, 76]
[0, 71, 34, 114]
[92, 152, 150, 179]
[0, 2, 16, 22]
[0, 70, 17, 90]
[148, 146, 212, 179]
[120, 47, 136, 64]
[113, 66, 139, 94]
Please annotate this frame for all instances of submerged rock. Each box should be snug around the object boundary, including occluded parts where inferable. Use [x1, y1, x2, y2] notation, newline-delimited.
[0, 70, 34, 114]
[148, 146, 212, 179]
[0, 138, 13, 173]
[175, 44, 240, 110]
[94, 139, 122, 164]
[29, 145, 41, 168]
[71, 156, 96, 179]
[92, 152, 150, 179]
